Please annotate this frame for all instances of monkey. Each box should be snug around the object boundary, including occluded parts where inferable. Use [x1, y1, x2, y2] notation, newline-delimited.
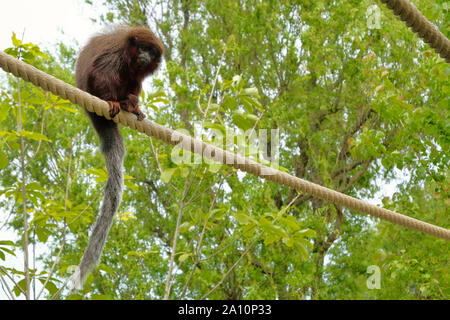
[70, 26, 164, 290]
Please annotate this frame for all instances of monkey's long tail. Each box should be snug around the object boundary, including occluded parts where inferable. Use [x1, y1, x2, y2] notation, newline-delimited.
[70, 113, 125, 291]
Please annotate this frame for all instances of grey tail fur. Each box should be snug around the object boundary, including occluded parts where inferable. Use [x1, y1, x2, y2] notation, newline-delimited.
[70, 112, 125, 290]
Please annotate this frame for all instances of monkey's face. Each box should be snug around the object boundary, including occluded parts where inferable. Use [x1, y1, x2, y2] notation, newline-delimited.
[137, 44, 160, 68]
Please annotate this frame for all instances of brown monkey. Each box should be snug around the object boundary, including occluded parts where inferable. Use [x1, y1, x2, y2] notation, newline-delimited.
[71, 26, 164, 289]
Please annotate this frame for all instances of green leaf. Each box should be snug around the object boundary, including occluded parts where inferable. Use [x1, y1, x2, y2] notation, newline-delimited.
[36, 227, 51, 243]
[86, 168, 108, 183]
[208, 103, 220, 111]
[147, 103, 159, 112]
[0, 101, 12, 123]
[98, 263, 116, 276]
[232, 75, 242, 84]
[263, 233, 277, 245]
[240, 95, 255, 114]
[18, 130, 51, 142]
[294, 242, 309, 261]
[11, 32, 22, 47]
[13, 278, 26, 297]
[150, 97, 169, 104]
[54, 103, 79, 114]
[233, 212, 251, 225]
[0, 153, 8, 170]
[179, 221, 191, 233]
[241, 87, 259, 97]
[222, 94, 238, 111]
[26, 182, 47, 192]
[295, 228, 316, 238]
[203, 122, 227, 135]
[232, 110, 256, 130]
[124, 179, 139, 192]
[208, 161, 221, 173]
[148, 88, 167, 99]
[280, 216, 301, 231]
[126, 251, 145, 258]
[283, 236, 294, 247]
[161, 168, 177, 183]
[0, 240, 16, 246]
[179, 253, 191, 263]
[38, 278, 58, 296]
[221, 79, 234, 91]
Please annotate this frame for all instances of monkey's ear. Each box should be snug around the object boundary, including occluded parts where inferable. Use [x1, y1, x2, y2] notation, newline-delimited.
[128, 36, 138, 46]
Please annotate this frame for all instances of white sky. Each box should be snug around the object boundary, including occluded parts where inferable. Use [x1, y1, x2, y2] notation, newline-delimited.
[0, 0, 97, 51]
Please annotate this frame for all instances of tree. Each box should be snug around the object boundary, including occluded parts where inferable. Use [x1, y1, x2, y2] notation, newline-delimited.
[0, 0, 448, 299]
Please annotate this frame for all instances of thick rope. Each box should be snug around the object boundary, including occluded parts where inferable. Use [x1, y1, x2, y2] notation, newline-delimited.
[380, 0, 450, 63]
[0, 50, 449, 241]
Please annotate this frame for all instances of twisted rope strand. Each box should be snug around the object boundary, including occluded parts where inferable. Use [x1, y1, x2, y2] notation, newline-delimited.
[380, 0, 450, 62]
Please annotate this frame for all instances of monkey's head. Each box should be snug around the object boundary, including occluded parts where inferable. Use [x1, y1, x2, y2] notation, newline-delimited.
[126, 27, 164, 74]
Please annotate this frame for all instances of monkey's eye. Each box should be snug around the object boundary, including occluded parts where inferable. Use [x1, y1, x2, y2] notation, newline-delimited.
[129, 36, 138, 45]
[139, 44, 151, 51]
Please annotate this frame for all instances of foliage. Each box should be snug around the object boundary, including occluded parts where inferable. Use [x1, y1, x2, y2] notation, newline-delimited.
[0, 0, 448, 300]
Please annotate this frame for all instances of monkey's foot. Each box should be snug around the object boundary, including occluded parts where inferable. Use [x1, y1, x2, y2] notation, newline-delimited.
[107, 101, 121, 118]
[133, 109, 146, 121]
[120, 98, 146, 121]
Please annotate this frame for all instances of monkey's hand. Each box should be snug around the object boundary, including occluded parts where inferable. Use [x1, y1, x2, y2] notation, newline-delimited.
[120, 94, 146, 121]
[106, 101, 121, 118]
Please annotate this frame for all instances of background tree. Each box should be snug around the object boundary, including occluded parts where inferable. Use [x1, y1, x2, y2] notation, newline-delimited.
[0, 0, 448, 299]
